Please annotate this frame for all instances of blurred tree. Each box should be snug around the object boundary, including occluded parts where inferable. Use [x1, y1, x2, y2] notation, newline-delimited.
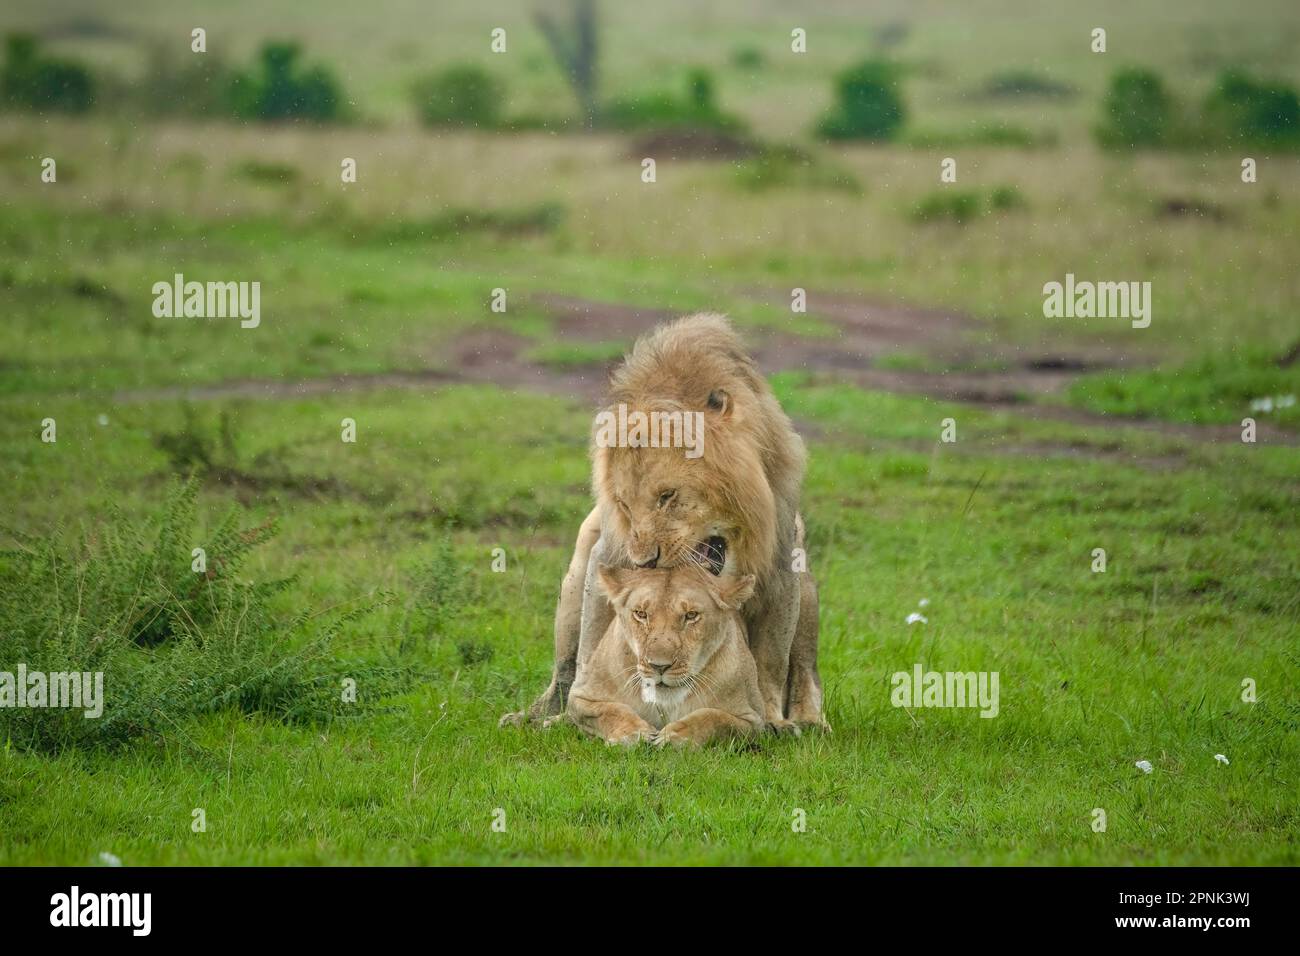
[1203, 69, 1300, 144]
[230, 41, 342, 122]
[1097, 68, 1172, 147]
[0, 33, 94, 113]
[817, 60, 906, 141]
[687, 68, 714, 112]
[535, 0, 599, 129]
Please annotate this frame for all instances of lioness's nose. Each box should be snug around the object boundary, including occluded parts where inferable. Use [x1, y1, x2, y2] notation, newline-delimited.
[635, 546, 660, 569]
[649, 661, 671, 676]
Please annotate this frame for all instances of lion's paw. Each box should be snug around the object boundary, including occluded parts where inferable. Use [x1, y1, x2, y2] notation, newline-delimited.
[652, 722, 705, 748]
[767, 718, 802, 738]
[792, 716, 831, 735]
[605, 729, 651, 747]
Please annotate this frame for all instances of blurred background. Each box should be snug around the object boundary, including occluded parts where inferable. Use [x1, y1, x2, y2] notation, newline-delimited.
[2, 0, 1298, 401]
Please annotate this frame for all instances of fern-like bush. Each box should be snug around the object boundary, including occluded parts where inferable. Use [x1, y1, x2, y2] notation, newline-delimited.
[0, 479, 404, 753]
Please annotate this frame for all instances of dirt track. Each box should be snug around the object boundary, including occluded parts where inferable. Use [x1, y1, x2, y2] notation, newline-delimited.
[112, 290, 1295, 448]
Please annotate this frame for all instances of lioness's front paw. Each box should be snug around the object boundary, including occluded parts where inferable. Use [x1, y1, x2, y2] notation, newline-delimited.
[793, 716, 831, 734]
[652, 722, 702, 748]
[604, 718, 653, 746]
[606, 729, 651, 747]
[767, 718, 802, 738]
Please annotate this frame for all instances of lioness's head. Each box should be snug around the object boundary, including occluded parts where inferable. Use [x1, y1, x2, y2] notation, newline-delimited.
[597, 565, 755, 690]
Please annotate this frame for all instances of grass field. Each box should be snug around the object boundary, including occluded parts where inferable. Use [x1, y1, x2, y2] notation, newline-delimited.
[1, 0, 1298, 865]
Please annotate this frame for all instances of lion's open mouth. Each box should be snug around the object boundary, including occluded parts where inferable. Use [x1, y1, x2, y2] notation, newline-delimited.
[694, 536, 727, 576]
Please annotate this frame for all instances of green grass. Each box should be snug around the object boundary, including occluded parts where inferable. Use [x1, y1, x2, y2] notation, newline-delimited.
[526, 340, 630, 369]
[1, 372, 1296, 864]
[1066, 349, 1300, 426]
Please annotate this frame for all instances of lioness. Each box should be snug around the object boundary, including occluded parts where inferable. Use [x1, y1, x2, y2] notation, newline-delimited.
[567, 565, 764, 747]
[502, 314, 826, 734]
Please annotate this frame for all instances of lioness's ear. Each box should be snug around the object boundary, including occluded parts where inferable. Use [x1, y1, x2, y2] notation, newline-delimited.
[711, 573, 756, 610]
[596, 565, 631, 607]
[706, 388, 731, 419]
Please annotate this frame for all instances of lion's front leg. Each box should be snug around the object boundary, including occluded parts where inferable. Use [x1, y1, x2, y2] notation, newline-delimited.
[575, 530, 616, 673]
[653, 708, 762, 748]
[499, 506, 602, 726]
[786, 569, 829, 732]
[747, 575, 802, 735]
[567, 696, 656, 746]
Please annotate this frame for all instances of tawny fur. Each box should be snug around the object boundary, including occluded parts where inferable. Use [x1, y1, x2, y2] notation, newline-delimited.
[593, 313, 806, 591]
[502, 313, 827, 733]
[566, 566, 765, 747]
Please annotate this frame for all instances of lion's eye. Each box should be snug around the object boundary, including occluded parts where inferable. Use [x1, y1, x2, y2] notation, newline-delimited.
[657, 489, 677, 509]
[684, 610, 700, 623]
[633, 608, 648, 622]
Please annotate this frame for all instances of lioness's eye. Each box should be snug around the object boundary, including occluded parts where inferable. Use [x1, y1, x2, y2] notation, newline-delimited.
[684, 610, 700, 623]
[633, 608, 648, 622]
[657, 489, 677, 508]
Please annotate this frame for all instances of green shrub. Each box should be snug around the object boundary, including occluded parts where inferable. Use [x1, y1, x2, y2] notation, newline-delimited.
[411, 65, 504, 128]
[230, 41, 343, 122]
[1095, 65, 1300, 150]
[602, 68, 744, 132]
[730, 46, 765, 70]
[1096, 67, 1173, 147]
[911, 189, 983, 224]
[0, 33, 94, 113]
[989, 185, 1026, 210]
[0, 480, 408, 753]
[817, 60, 906, 141]
[904, 122, 1056, 149]
[977, 69, 1075, 100]
[1202, 69, 1300, 144]
[910, 185, 1026, 224]
[687, 68, 714, 111]
[733, 145, 861, 193]
[371, 201, 566, 243]
[230, 159, 301, 186]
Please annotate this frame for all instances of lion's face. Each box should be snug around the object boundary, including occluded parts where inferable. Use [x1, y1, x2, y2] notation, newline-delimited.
[604, 447, 733, 575]
[597, 566, 755, 690]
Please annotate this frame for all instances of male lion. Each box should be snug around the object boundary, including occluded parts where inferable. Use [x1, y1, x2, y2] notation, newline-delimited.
[567, 565, 764, 747]
[501, 313, 826, 734]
